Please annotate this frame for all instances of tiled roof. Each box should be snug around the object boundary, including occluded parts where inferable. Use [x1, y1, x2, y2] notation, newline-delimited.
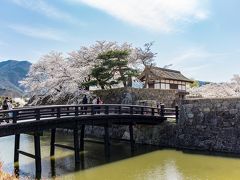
[140, 66, 193, 83]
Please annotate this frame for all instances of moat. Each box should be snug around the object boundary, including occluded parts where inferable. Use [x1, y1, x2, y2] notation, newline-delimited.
[1, 132, 240, 179]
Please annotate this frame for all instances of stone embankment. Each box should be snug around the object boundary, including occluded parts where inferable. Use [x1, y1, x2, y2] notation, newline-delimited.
[178, 97, 240, 153]
[91, 98, 240, 154]
[94, 87, 178, 107]
[59, 97, 240, 154]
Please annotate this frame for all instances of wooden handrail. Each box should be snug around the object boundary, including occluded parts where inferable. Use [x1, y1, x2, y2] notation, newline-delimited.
[0, 104, 179, 124]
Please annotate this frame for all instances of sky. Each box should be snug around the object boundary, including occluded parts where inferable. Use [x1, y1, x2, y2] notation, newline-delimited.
[0, 0, 239, 82]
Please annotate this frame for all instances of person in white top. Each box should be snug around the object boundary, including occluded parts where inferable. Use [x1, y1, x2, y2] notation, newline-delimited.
[7, 100, 14, 118]
[92, 97, 98, 104]
[92, 97, 98, 114]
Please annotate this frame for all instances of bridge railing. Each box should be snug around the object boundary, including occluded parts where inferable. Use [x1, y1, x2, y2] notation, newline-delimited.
[0, 104, 179, 124]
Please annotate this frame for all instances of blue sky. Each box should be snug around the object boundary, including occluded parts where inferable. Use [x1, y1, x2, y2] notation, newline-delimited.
[0, 0, 239, 82]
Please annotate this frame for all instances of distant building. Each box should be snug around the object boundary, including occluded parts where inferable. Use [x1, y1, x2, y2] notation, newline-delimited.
[139, 66, 193, 98]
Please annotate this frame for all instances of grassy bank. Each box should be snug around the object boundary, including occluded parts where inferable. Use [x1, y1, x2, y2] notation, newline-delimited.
[0, 163, 16, 180]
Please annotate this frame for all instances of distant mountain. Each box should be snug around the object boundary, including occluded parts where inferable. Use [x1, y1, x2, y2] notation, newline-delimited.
[197, 80, 211, 86]
[0, 60, 31, 97]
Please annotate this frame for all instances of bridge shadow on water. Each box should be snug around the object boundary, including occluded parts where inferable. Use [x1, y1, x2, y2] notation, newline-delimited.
[5, 131, 159, 179]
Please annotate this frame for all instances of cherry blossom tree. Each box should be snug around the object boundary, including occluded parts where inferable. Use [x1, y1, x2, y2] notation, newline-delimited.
[21, 41, 156, 105]
[232, 74, 240, 85]
[189, 75, 240, 98]
[68, 41, 141, 90]
[21, 51, 88, 105]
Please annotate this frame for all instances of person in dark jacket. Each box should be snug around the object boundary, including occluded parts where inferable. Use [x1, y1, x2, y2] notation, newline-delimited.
[82, 95, 88, 104]
[82, 95, 88, 114]
[2, 97, 9, 120]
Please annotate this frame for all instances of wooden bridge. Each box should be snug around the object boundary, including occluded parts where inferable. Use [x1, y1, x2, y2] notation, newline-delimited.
[0, 104, 178, 178]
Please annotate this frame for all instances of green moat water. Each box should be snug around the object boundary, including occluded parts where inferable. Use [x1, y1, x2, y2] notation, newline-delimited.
[0, 132, 240, 179]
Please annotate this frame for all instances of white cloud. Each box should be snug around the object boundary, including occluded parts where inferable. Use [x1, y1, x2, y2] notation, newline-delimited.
[162, 47, 229, 81]
[8, 24, 65, 41]
[10, 0, 77, 24]
[70, 0, 209, 32]
[168, 48, 226, 65]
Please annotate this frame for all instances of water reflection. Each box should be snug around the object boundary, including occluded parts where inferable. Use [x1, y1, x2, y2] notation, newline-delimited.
[1, 132, 240, 179]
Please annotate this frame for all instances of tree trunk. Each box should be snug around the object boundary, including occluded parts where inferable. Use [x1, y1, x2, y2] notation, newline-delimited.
[118, 67, 127, 87]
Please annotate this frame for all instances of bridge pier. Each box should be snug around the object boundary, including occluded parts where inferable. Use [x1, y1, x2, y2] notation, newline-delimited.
[50, 127, 81, 164]
[129, 124, 135, 154]
[14, 134, 20, 163]
[80, 125, 85, 151]
[34, 134, 42, 177]
[14, 133, 42, 179]
[50, 129, 56, 156]
[74, 128, 80, 163]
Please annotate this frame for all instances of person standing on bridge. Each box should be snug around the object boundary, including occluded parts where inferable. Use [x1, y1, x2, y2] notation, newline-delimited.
[1, 97, 9, 120]
[7, 99, 14, 118]
[96, 97, 103, 114]
[92, 96, 98, 114]
[97, 97, 103, 105]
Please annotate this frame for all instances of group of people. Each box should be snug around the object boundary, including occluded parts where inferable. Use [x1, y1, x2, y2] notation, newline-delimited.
[81, 95, 103, 114]
[1, 97, 14, 119]
[81, 95, 103, 105]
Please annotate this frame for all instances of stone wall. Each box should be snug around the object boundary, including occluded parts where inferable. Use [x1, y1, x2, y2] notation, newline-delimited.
[80, 122, 177, 148]
[94, 87, 178, 107]
[59, 97, 240, 155]
[83, 97, 240, 154]
[178, 97, 240, 153]
[133, 122, 177, 147]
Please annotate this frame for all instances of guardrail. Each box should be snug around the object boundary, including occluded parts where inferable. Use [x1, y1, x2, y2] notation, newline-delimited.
[0, 104, 179, 124]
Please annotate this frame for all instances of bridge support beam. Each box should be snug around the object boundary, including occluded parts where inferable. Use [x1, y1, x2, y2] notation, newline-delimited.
[14, 133, 42, 179]
[51, 127, 81, 164]
[34, 134, 42, 177]
[50, 129, 56, 156]
[129, 124, 135, 154]
[74, 128, 80, 164]
[80, 125, 85, 151]
[14, 134, 20, 163]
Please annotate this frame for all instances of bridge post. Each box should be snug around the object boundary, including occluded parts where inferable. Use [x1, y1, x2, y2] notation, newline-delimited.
[80, 125, 85, 151]
[160, 104, 165, 117]
[129, 123, 135, 154]
[130, 106, 133, 115]
[175, 105, 179, 123]
[151, 108, 155, 116]
[35, 109, 40, 120]
[12, 111, 18, 123]
[50, 129, 56, 156]
[13, 111, 20, 163]
[75, 106, 79, 116]
[119, 106, 122, 114]
[74, 128, 80, 164]
[34, 135, 41, 176]
[57, 107, 61, 118]
[51, 108, 55, 117]
[91, 106, 94, 115]
[66, 107, 70, 116]
[105, 105, 109, 115]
